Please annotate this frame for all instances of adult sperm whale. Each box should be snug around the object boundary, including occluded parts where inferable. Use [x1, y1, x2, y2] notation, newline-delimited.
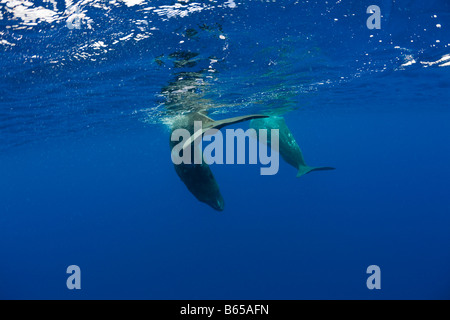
[170, 112, 268, 211]
[250, 116, 335, 177]
[160, 69, 333, 211]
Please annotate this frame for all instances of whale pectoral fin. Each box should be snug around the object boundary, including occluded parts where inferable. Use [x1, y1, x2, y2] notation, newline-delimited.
[297, 166, 336, 178]
[195, 112, 215, 123]
[182, 114, 268, 151]
[204, 114, 269, 131]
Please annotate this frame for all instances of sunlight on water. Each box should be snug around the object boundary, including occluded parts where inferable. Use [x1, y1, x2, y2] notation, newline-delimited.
[0, 0, 449, 150]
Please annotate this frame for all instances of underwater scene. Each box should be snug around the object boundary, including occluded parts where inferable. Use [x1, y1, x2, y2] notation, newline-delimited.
[1, 0, 450, 299]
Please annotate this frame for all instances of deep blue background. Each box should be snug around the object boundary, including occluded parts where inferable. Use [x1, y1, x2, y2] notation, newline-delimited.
[1, 0, 450, 299]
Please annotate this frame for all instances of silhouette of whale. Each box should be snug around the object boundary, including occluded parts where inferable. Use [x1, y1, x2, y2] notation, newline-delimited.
[161, 71, 333, 211]
[170, 112, 267, 211]
[250, 116, 335, 177]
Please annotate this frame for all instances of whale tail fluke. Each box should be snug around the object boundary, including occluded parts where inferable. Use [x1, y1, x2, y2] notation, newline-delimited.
[296, 165, 335, 178]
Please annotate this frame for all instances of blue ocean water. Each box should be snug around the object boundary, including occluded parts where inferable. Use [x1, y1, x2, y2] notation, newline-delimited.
[1, 0, 449, 299]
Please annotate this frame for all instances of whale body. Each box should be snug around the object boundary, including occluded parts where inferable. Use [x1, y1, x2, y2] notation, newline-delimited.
[170, 112, 268, 211]
[250, 116, 335, 177]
